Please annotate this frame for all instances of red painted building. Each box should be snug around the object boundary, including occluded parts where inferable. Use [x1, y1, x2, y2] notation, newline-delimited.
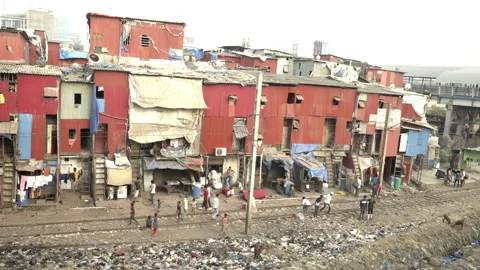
[86, 13, 185, 61]
[367, 67, 405, 88]
[0, 28, 30, 64]
[203, 52, 278, 73]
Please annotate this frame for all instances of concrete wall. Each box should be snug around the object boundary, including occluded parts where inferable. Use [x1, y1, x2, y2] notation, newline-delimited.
[60, 83, 92, 120]
[292, 60, 314, 77]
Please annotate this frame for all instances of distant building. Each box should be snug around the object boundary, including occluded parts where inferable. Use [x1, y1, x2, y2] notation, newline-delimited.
[313, 40, 327, 57]
[26, 9, 55, 38]
[0, 12, 27, 28]
[0, 9, 61, 39]
[54, 17, 69, 41]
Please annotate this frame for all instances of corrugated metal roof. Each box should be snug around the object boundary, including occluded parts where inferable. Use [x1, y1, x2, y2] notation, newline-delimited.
[233, 125, 249, 139]
[61, 71, 93, 83]
[355, 82, 403, 96]
[0, 28, 30, 42]
[0, 64, 62, 76]
[249, 72, 356, 89]
[86, 13, 186, 26]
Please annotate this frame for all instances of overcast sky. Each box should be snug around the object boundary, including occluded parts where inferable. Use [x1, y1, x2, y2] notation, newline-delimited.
[6, 0, 480, 67]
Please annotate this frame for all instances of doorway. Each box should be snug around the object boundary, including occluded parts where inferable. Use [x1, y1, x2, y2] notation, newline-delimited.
[323, 118, 336, 149]
[282, 119, 293, 149]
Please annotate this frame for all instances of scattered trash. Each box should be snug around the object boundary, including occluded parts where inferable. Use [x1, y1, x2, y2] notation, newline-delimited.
[441, 257, 452, 264]
[383, 261, 392, 269]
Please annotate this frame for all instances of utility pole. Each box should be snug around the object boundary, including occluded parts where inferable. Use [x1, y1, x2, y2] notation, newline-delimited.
[245, 72, 262, 235]
[378, 104, 391, 188]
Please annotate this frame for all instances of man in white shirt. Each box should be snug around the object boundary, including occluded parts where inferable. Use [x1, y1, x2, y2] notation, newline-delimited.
[319, 192, 333, 214]
[183, 196, 189, 217]
[302, 197, 311, 213]
[150, 180, 156, 205]
[212, 194, 220, 218]
[354, 177, 362, 197]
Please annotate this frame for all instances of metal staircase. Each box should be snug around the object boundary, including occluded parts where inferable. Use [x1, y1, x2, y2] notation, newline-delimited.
[1, 163, 14, 208]
[95, 156, 106, 201]
[237, 156, 246, 186]
[351, 153, 362, 179]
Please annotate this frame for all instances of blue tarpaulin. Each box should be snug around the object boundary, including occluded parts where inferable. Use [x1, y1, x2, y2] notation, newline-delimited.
[168, 49, 184, 60]
[90, 85, 99, 134]
[263, 154, 294, 172]
[210, 54, 218, 61]
[186, 48, 204, 60]
[59, 49, 88, 60]
[290, 144, 321, 158]
[294, 156, 328, 180]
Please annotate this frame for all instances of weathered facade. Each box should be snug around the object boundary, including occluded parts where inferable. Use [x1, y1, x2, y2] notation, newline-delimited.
[86, 13, 185, 62]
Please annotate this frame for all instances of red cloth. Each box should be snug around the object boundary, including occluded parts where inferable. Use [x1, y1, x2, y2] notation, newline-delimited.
[241, 190, 267, 201]
[203, 189, 208, 200]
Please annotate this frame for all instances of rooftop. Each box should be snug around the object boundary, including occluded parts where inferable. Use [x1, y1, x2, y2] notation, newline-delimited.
[354, 82, 403, 96]
[379, 65, 467, 79]
[0, 28, 30, 42]
[0, 64, 61, 76]
[251, 72, 357, 89]
[86, 13, 186, 26]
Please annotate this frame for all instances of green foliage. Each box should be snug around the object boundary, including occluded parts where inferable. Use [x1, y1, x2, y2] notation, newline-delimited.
[439, 149, 451, 164]
[426, 106, 447, 117]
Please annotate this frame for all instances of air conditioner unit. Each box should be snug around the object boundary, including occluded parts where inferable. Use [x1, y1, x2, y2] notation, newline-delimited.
[215, 147, 227, 156]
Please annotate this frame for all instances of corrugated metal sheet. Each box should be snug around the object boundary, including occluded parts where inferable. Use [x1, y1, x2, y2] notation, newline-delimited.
[31, 114, 46, 160]
[0, 81, 17, 121]
[17, 75, 58, 114]
[18, 114, 32, 160]
[0, 64, 61, 76]
[405, 129, 430, 157]
[0, 122, 18, 134]
[60, 82, 92, 120]
[233, 125, 249, 139]
[87, 13, 186, 26]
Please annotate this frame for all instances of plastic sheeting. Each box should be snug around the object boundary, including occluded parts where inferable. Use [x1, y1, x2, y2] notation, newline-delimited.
[107, 167, 132, 186]
[263, 154, 294, 171]
[143, 157, 203, 172]
[59, 49, 88, 60]
[293, 156, 328, 180]
[358, 157, 378, 172]
[128, 75, 207, 109]
[90, 85, 99, 134]
[290, 144, 321, 157]
[402, 91, 428, 118]
[186, 48, 205, 60]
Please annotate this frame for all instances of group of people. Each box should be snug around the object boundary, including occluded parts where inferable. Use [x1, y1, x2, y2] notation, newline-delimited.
[302, 192, 334, 217]
[446, 168, 468, 187]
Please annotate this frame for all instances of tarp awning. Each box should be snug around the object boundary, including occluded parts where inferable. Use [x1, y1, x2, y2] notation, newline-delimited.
[296, 94, 304, 101]
[144, 157, 203, 172]
[233, 125, 249, 139]
[293, 156, 328, 180]
[358, 101, 365, 108]
[333, 96, 342, 102]
[16, 159, 43, 172]
[129, 123, 199, 144]
[358, 157, 378, 172]
[107, 167, 132, 186]
[263, 153, 294, 171]
[129, 74, 207, 109]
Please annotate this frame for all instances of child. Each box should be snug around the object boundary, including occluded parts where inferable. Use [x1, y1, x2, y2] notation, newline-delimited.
[219, 213, 228, 236]
[176, 201, 182, 221]
[191, 198, 197, 213]
[146, 216, 152, 229]
[152, 213, 159, 236]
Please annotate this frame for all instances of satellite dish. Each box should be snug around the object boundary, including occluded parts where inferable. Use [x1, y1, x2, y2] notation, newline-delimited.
[315, 55, 320, 60]
[89, 54, 100, 62]
[405, 83, 412, 90]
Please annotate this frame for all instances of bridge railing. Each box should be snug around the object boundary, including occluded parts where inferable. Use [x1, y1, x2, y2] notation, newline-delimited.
[438, 86, 480, 97]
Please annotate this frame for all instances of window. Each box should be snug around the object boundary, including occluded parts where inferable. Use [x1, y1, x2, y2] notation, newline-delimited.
[332, 96, 341, 106]
[96, 86, 104, 99]
[295, 94, 304, 104]
[358, 101, 365, 108]
[124, 34, 130, 46]
[287, 93, 296, 104]
[80, 129, 90, 150]
[293, 119, 300, 130]
[260, 95, 268, 106]
[309, 71, 313, 76]
[299, 71, 302, 76]
[140, 35, 150, 47]
[0, 73, 17, 92]
[346, 121, 353, 130]
[298, 63, 302, 68]
[68, 129, 76, 139]
[74, 93, 81, 105]
[379, 99, 384, 108]
[228, 95, 238, 105]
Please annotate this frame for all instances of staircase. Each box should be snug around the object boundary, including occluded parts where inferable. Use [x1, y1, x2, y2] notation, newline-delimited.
[130, 157, 140, 183]
[95, 156, 106, 201]
[351, 154, 362, 179]
[237, 156, 246, 186]
[80, 161, 91, 198]
[1, 163, 13, 208]
[422, 155, 430, 170]
[325, 154, 334, 184]
[394, 154, 404, 178]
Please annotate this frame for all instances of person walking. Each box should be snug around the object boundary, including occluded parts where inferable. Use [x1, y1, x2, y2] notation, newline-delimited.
[212, 194, 220, 218]
[224, 167, 235, 187]
[207, 185, 213, 208]
[353, 177, 362, 197]
[152, 213, 159, 236]
[219, 213, 228, 237]
[460, 169, 466, 187]
[149, 180, 156, 204]
[389, 175, 395, 191]
[302, 197, 311, 213]
[359, 195, 368, 220]
[453, 170, 461, 188]
[367, 196, 376, 220]
[203, 188, 209, 210]
[176, 201, 182, 221]
[134, 177, 142, 200]
[319, 192, 333, 214]
[129, 202, 140, 225]
[313, 195, 323, 218]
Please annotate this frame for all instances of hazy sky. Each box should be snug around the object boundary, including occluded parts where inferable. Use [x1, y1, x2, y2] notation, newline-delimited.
[6, 0, 480, 66]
